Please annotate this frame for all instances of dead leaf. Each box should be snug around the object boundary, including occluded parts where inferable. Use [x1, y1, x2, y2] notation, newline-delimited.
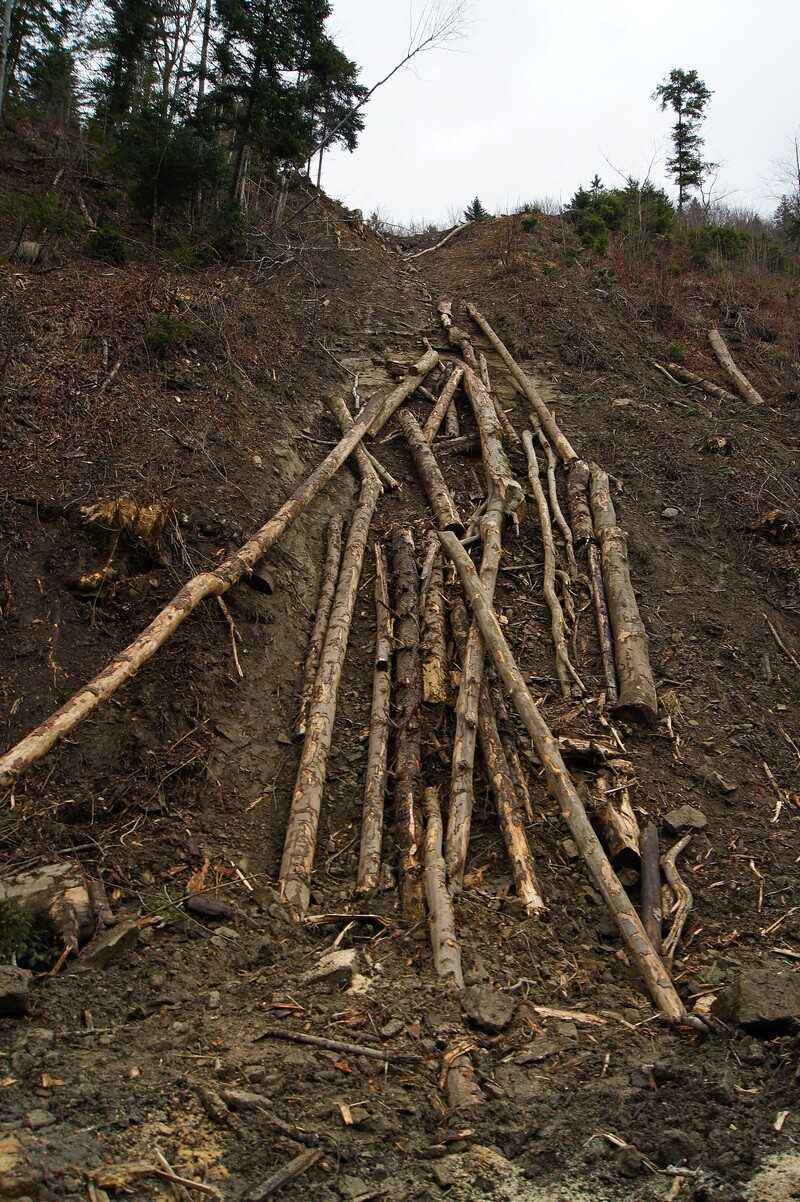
[337, 1101, 354, 1125]
[333, 1059, 352, 1074]
[187, 857, 210, 895]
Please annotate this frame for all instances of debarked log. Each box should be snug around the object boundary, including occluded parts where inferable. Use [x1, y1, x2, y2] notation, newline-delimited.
[324, 393, 398, 490]
[397, 408, 465, 535]
[421, 535, 451, 705]
[708, 327, 764, 407]
[592, 769, 640, 869]
[370, 347, 440, 436]
[438, 529, 689, 1025]
[662, 362, 735, 403]
[296, 514, 344, 738]
[357, 542, 393, 893]
[423, 366, 464, 442]
[566, 458, 618, 704]
[423, 786, 464, 987]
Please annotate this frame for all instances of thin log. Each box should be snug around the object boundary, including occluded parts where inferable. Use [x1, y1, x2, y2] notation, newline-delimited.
[640, 823, 662, 956]
[405, 221, 471, 261]
[438, 529, 689, 1025]
[325, 393, 399, 489]
[708, 327, 764, 406]
[661, 833, 693, 964]
[450, 595, 545, 915]
[397, 409, 465, 535]
[442, 1039, 484, 1109]
[296, 514, 344, 738]
[392, 527, 426, 926]
[465, 302, 578, 465]
[0, 389, 387, 793]
[245, 1150, 324, 1202]
[592, 769, 640, 869]
[589, 467, 657, 726]
[421, 536, 450, 705]
[532, 424, 578, 578]
[279, 474, 382, 917]
[437, 434, 479, 456]
[356, 543, 392, 893]
[479, 350, 520, 447]
[370, 346, 440, 436]
[522, 431, 584, 699]
[256, 1025, 423, 1063]
[489, 677, 534, 823]
[445, 397, 461, 438]
[423, 786, 464, 986]
[423, 366, 464, 442]
[661, 362, 735, 403]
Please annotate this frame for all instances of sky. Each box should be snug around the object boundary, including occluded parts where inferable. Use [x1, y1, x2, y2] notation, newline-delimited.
[320, 0, 800, 228]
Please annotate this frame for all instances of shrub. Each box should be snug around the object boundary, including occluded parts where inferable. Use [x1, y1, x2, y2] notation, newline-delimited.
[87, 225, 127, 266]
[521, 211, 539, 232]
[145, 314, 195, 358]
[464, 197, 489, 221]
[567, 178, 674, 256]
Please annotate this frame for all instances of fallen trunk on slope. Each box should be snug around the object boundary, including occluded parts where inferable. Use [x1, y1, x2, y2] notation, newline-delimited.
[421, 536, 451, 705]
[438, 529, 689, 1025]
[325, 393, 399, 490]
[423, 366, 464, 442]
[661, 362, 736, 403]
[369, 347, 440, 436]
[423, 786, 464, 987]
[0, 389, 387, 793]
[566, 459, 618, 704]
[640, 822, 663, 955]
[357, 542, 393, 893]
[296, 514, 344, 738]
[592, 769, 640, 869]
[708, 327, 764, 407]
[398, 408, 465, 535]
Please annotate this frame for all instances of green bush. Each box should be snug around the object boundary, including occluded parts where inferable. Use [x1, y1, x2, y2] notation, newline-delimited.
[87, 225, 127, 266]
[145, 314, 195, 358]
[5, 190, 80, 241]
[567, 178, 674, 256]
[521, 211, 539, 232]
[0, 898, 57, 969]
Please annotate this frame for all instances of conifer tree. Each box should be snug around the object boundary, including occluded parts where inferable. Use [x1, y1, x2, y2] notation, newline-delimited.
[653, 68, 713, 213]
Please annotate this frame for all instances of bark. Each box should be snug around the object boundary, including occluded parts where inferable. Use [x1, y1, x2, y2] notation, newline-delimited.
[369, 347, 440, 436]
[480, 350, 520, 447]
[522, 432, 584, 698]
[465, 302, 578, 465]
[708, 327, 764, 406]
[589, 468, 658, 726]
[296, 514, 344, 738]
[0, 391, 386, 792]
[357, 542, 392, 893]
[421, 537, 450, 705]
[640, 823, 662, 956]
[392, 528, 426, 926]
[663, 362, 735, 402]
[490, 677, 535, 822]
[438, 529, 689, 1025]
[398, 408, 464, 535]
[324, 393, 398, 490]
[423, 366, 464, 442]
[423, 786, 464, 986]
[445, 398, 461, 438]
[592, 769, 640, 869]
[279, 475, 382, 917]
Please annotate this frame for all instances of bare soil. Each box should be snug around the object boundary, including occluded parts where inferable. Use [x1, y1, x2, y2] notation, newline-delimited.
[1, 182, 800, 1202]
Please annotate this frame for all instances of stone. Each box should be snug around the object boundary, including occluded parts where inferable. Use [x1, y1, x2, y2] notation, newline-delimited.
[711, 970, 800, 1033]
[655, 1128, 703, 1168]
[0, 966, 32, 1016]
[380, 1018, 404, 1039]
[616, 1144, 644, 1176]
[459, 984, 515, 1033]
[337, 1175, 371, 1199]
[663, 805, 707, 833]
[304, 947, 359, 988]
[661, 507, 679, 519]
[26, 1109, 55, 1129]
[77, 920, 139, 969]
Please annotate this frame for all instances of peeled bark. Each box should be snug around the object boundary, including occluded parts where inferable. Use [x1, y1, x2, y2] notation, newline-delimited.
[640, 823, 662, 955]
[0, 390, 387, 792]
[421, 537, 450, 705]
[423, 786, 464, 986]
[708, 327, 764, 406]
[392, 528, 426, 926]
[438, 528, 689, 1025]
[592, 769, 640, 869]
[397, 409, 465, 535]
[357, 542, 392, 893]
[296, 514, 344, 738]
[466, 302, 578, 465]
[589, 468, 658, 726]
[279, 475, 382, 917]
[369, 347, 440, 436]
[423, 366, 464, 442]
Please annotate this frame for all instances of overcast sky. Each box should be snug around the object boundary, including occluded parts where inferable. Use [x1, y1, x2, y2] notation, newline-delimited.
[321, 0, 799, 228]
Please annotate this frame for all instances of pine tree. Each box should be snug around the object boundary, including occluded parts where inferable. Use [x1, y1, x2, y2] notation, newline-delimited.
[653, 68, 713, 213]
[463, 196, 488, 221]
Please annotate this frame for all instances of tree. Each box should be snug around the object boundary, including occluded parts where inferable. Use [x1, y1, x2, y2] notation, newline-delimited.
[463, 196, 488, 221]
[653, 68, 713, 213]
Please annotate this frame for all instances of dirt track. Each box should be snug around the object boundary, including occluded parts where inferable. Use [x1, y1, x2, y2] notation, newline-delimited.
[1, 203, 800, 1201]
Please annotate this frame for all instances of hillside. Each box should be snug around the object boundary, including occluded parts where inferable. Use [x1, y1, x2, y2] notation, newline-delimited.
[1, 165, 800, 1202]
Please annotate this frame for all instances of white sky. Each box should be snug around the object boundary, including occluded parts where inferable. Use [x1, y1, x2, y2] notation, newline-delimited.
[321, 0, 800, 227]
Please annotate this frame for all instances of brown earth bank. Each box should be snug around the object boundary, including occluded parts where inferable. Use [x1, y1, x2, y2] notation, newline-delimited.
[0, 176, 799, 1202]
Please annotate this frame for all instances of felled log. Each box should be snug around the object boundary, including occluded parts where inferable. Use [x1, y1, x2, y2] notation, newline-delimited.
[423, 366, 464, 442]
[296, 514, 344, 738]
[0, 390, 387, 792]
[423, 786, 464, 987]
[397, 409, 465, 535]
[465, 302, 578, 466]
[369, 346, 440, 436]
[566, 459, 618, 704]
[489, 677, 534, 822]
[592, 769, 640, 869]
[523, 431, 584, 699]
[357, 543, 392, 893]
[279, 473, 382, 917]
[0, 861, 95, 956]
[441, 1038, 484, 1109]
[662, 362, 735, 403]
[392, 528, 426, 926]
[421, 536, 450, 705]
[640, 823, 662, 955]
[438, 529, 689, 1025]
[324, 393, 398, 489]
[479, 350, 519, 447]
[708, 327, 764, 406]
[531, 424, 578, 577]
[405, 221, 471, 261]
[589, 468, 658, 726]
[445, 398, 461, 438]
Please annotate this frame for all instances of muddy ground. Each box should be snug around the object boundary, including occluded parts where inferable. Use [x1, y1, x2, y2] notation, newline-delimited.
[1, 179, 800, 1202]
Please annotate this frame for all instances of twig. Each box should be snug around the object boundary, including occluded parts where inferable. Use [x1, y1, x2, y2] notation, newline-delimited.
[661, 834, 693, 964]
[764, 613, 800, 672]
[244, 1149, 324, 1202]
[763, 762, 789, 824]
[217, 597, 243, 677]
[256, 1026, 423, 1063]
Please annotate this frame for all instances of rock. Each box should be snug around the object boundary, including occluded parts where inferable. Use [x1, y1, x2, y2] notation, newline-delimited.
[77, 920, 139, 969]
[26, 1109, 55, 1129]
[0, 966, 32, 1016]
[663, 805, 707, 832]
[561, 838, 579, 860]
[380, 1018, 404, 1039]
[656, 1127, 703, 1167]
[661, 507, 679, 519]
[304, 947, 359, 988]
[459, 984, 515, 1033]
[337, 1175, 371, 1199]
[616, 1144, 644, 1176]
[711, 970, 800, 1033]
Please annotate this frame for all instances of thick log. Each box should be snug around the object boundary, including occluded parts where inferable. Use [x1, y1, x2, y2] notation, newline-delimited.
[662, 362, 735, 403]
[421, 536, 450, 705]
[392, 528, 426, 926]
[640, 823, 663, 955]
[423, 786, 464, 987]
[708, 327, 764, 406]
[397, 409, 465, 535]
[0, 861, 94, 954]
[356, 543, 392, 893]
[296, 514, 344, 738]
[369, 347, 440, 436]
[279, 475, 382, 917]
[423, 366, 464, 442]
[589, 468, 657, 726]
[522, 431, 584, 699]
[438, 529, 689, 1025]
[592, 769, 640, 869]
[324, 393, 399, 490]
[0, 389, 387, 793]
[479, 350, 520, 447]
[465, 302, 578, 465]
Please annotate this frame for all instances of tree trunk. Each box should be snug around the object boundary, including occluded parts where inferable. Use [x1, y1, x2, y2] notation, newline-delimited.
[325, 393, 398, 489]
[0, 391, 386, 792]
[369, 348, 439, 437]
[592, 769, 640, 868]
[423, 786, 464, 986]
[663, 362, 735, 402]
[398, 409, 464, 534]
[423, 366, 463, 443]
[708, 327, 764, 406]
[437, 529, 689, 1025]
[279, 475, 382, 917]
[421, 536, 450, 705]
[640, 823, 663, 955]
[357, 542, 392, 893]
[296, 515, 344, 738]
[566, 460, 618, 704]
[589, 467, 658, 726]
